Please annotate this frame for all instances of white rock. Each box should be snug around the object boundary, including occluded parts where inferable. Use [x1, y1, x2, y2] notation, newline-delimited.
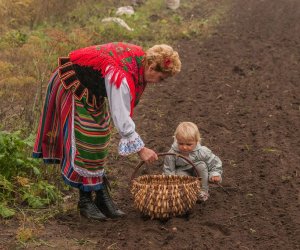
[116, 6, 135, 16]
[166, 0, 180, 10]
[101, 17, 134, 31]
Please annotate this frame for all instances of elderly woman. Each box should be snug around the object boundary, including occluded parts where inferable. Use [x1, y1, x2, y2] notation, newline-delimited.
[33, 42, 181, 220]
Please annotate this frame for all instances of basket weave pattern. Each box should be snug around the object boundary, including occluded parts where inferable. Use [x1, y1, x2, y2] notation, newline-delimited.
[131, 173, 201, 219]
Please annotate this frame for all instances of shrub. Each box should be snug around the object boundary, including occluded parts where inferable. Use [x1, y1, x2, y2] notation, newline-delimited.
[0, 131, 61, 218]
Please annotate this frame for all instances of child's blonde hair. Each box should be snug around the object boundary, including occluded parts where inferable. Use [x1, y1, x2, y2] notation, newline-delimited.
[174, 122, 201, 142]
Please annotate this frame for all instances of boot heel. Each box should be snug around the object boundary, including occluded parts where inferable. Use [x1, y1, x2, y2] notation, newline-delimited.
[95, 183, 126, 219]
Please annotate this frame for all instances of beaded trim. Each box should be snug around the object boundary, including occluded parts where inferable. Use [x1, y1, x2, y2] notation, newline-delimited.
[58, 57, 102, 108]
[73, 165, 105, 177]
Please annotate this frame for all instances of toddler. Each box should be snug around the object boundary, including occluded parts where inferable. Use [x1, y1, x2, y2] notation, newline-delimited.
[163, 122, 223, 201]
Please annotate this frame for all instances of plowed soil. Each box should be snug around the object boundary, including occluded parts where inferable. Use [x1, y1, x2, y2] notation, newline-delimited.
[2, 0, 300, 249]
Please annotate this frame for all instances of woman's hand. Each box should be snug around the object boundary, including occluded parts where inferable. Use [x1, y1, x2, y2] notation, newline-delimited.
[138, 147, 158, 164]
[210, 176, 221, 183]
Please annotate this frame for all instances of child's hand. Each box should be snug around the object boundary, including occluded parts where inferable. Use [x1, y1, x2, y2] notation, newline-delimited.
[210, 176, 221, 183]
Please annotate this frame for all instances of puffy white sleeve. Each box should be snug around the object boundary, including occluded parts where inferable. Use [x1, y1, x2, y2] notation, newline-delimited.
[105, 75, 145, 156]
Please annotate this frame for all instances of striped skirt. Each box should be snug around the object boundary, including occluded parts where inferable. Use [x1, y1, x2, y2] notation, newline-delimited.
[33, 71, 111, 191]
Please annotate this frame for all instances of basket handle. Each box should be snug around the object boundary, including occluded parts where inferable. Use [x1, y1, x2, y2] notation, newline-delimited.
[130, 152, 200, 181]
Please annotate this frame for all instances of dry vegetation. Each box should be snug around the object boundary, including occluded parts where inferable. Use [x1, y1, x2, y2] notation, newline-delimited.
[0, 0, 226, 131]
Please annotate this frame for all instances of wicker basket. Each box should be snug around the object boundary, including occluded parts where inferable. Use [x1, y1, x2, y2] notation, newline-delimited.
[131, 153, 201, 219]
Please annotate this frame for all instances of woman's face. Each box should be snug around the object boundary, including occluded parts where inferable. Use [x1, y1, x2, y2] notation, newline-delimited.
[144, 64, 169, 83]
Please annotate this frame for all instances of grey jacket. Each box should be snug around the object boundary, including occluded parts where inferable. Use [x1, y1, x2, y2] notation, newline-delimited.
[163, 142, 223, 179]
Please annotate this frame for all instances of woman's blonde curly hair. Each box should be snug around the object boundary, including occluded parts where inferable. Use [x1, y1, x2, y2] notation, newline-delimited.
[144, 44, 181, 76]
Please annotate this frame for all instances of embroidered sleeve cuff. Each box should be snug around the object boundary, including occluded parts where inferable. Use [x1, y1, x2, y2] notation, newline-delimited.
[118, 132, 145, 156]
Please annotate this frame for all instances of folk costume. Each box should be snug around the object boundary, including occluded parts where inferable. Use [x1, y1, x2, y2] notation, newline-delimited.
[33, 42, 148, 219]
[163, 142, 223, 201]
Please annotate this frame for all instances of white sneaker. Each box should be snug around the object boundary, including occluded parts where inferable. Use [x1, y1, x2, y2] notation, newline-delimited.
[199, 191, 209, 202]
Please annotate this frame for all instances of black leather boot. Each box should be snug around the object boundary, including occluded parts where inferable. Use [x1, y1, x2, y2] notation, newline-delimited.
[94, 179, 126, 219]
[78, 190, 107, 220]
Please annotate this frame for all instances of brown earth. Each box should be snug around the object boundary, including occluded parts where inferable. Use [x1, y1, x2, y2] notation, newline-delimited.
[1, 0, 300, 249]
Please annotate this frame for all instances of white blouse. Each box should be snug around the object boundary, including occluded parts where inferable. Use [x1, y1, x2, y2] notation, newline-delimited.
[105, 75, 145, 156]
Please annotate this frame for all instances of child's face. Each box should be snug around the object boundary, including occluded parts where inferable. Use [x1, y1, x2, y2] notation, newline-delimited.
[176, 138, 198, 154]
